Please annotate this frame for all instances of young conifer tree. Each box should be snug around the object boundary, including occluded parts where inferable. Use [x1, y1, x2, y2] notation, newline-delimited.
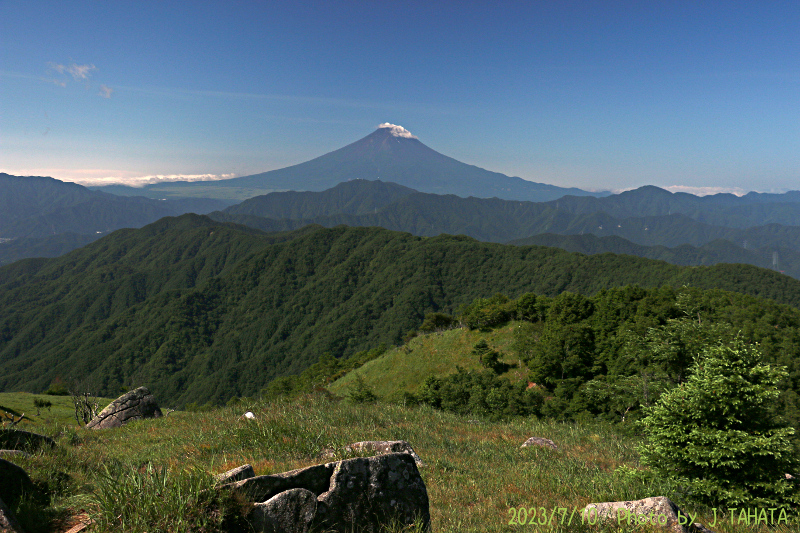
[639, 338, 798, 507]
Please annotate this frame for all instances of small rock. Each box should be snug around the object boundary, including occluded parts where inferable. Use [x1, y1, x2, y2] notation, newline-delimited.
[216, 464, 255, 485]
[583, 496, 713, 533]
[85, 387, 163, 429]
[317, 447, 337, 461]
[344, 440, 424, 466]
[243, 411, 256, 420]
[521, 437, 558, 450]
[0, 495, 25, 533]
[250, 488, 317, 533]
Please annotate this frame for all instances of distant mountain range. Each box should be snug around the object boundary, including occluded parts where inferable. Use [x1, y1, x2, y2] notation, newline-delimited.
[0, 173, 231, 240]
[2, 214, 799, 405]
[0, 173, 232, 263]
[6, 174, 800, 279]
[208, 179, 800, 279]
[91, 124, 609, 202]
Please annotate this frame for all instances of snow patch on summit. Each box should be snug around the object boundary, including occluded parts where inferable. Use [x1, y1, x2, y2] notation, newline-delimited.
[378, 123, 417, 139]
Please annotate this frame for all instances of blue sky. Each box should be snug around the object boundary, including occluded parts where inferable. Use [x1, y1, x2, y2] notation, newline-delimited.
[1, 1, 798, 194]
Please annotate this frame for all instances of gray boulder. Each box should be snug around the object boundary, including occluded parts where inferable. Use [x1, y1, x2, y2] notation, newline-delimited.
[583, 496, 714, 533]
[520, 437, 558, 450]
[344, 440, 424, 466]
[215, 464, 255, 485]
[85, 387, 162, 429]
[315, 453, 430, 532]
[250, 488, 317, 533]
[0, 495, 25, 533]
[0, 429, 56, 453]
[0, 458, 35, 505]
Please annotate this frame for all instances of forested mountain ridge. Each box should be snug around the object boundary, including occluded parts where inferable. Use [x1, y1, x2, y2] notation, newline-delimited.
[224, 180, 416, 219]
[211, 185, 800, 254]
[1, 214, 800, 406]
[511, 233, 800, 279]
[214, 180, 800, 248]
[208, 180, 800, 279]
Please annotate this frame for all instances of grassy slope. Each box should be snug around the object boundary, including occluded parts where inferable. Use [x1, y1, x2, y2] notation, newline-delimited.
[0, 392, 112, 428]
[7, 395, 791, 533]
[329, 324, 527, 400]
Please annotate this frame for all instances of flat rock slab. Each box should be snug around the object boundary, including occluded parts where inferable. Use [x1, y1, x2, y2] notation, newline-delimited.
[0, 429, 56, 453]
[85, 386, 163, 429]
[221, 463, 335, 503]
[250, 488, 317, 533]
[344, 440, 425, 466]
[583, 496, 715, 533]
[520, 437, 558, 450]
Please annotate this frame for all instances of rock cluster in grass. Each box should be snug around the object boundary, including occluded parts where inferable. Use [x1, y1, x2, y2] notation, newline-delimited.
[583, 496, 716, 533]
[85, 386, 163, 429]
[218, 452, 430, 532]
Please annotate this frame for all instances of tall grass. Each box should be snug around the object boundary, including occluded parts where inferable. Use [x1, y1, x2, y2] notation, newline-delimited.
[87, 462, 237, 532]
[9, 394, 799, 532]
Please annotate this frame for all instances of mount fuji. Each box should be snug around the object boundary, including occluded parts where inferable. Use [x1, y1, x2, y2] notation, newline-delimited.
[96, 124, 608, 202]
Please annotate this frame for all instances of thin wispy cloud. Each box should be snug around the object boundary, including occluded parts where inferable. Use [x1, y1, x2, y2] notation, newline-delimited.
[0, 169, 237, 187]
[70, 173, 237, 187]
[98, 85, 113, 98]
[0, 69, 67, 87]
[48, 62, 96, 80]
[664, 185, 748, 197]
[115, 84, 462, 115]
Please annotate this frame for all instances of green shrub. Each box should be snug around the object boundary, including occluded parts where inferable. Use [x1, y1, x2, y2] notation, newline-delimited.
[348, 374, 378, 404]
[639, 338, 799, 508]
[44, 380, 69, 396]
[460, 294, 514, 330]
[418, 312, 455, 333]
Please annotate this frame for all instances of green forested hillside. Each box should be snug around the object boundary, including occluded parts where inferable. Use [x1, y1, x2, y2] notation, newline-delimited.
[0, 232, 101, 265]
[2, 214, 800, 407]
[330, 285, 800, 425]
